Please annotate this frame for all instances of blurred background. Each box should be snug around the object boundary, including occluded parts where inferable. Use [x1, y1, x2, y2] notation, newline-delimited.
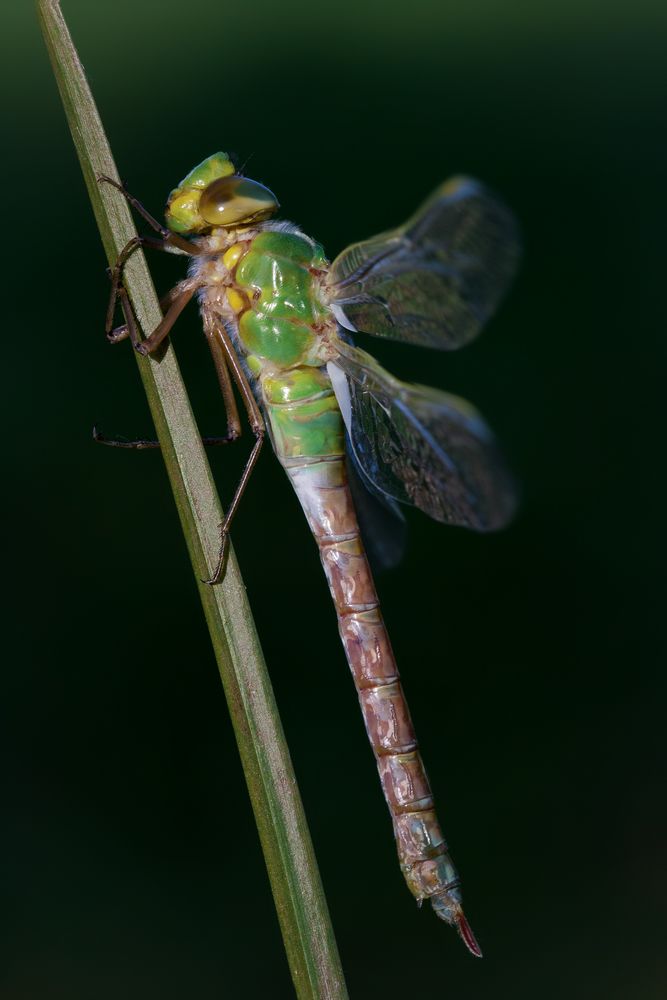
[3, 1, 665, 996]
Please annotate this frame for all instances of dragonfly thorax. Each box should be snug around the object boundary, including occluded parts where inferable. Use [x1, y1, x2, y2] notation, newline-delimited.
[195, 225, 338, 373]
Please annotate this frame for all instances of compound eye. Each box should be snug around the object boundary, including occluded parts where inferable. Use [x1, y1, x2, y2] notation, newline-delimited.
[199, 175, 279, 226]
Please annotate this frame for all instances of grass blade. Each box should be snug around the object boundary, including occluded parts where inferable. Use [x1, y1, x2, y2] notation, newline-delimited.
[36, 3, 348, 996]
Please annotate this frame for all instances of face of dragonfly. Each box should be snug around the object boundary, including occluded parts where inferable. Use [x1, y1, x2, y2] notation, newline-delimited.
[165, 152, 279, 235]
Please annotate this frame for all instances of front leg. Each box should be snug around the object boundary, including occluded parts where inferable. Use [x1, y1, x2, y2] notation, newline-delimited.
[106, 287, 179, 346]
[108, 272, 198, 356]
[105, 234, 177, 338]
[99, 173, 207, 341]
[98, 174, 202, 254]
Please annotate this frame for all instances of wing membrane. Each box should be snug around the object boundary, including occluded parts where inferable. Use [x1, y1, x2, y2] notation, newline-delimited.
[328, 176, 520, 350]
[346, 436, 407, 572]
[328, 345, 517, 531]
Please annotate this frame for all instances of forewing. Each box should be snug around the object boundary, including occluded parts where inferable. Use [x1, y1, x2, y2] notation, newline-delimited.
[328, 176, 520, 350]
[328, 346, 517, 531]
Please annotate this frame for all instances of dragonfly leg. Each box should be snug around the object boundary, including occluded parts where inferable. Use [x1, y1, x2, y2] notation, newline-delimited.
[96, 305, 245, 451]
[108, 284, 143, 351]
[98, 174, 201, 254]
[105, 234, 178, 338]
[133, 283, 197, 355]
[202, 312, 266, 585]
[203, 432, 264, 584]
[205, 321, 243, 444]
[93, 427, 239, 450]
[110, 279, 199, 355]
[107, 287, 179, 345]
[101, 174, 207, 339]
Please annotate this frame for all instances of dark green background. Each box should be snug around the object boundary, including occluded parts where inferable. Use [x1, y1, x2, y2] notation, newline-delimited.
[4, 2, 665, 996]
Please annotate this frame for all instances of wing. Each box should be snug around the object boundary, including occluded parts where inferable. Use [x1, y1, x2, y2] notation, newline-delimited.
[327, 344, 517, 531]
[327, 176, 520, 350]
[346, 437, 407, 572]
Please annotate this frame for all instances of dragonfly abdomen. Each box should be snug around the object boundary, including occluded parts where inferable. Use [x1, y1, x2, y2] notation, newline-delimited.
[200, 214, 482, 952]
[268, 372, 480, 953]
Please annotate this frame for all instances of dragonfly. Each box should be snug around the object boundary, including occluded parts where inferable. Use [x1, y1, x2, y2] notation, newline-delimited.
[100, 152, 519, 957]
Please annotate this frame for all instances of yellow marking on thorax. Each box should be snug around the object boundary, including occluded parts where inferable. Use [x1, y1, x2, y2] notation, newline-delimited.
[226, 287, 247, 313]
[223, 243, 246, 270]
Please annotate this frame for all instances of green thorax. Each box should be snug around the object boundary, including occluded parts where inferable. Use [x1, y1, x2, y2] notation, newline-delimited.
[224, 228, 345, 463]
[234, 229, 331, 369]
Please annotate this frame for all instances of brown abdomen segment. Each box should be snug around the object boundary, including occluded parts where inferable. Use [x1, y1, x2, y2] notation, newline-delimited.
[284, 455, 477, 947]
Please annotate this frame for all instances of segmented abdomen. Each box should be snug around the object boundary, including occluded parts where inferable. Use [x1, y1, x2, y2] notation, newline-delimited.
[264, 367, 468, 928]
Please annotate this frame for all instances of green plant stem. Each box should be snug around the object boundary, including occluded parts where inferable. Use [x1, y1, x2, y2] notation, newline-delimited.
[36, 3, 348, 996]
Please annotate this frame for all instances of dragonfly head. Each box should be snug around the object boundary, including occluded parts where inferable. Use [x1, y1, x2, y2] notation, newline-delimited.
[165, 152, 279, 234]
